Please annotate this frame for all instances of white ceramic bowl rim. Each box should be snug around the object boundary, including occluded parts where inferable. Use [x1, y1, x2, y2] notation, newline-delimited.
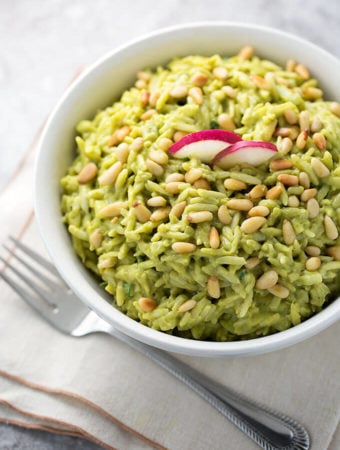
[35, 22, 340, 356]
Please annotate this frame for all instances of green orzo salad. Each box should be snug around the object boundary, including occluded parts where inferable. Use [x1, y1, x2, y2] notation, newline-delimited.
[61, 46, 340, 341]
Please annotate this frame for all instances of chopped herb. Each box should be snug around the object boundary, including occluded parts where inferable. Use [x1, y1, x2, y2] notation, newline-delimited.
[238, 270, 247, 281]
[123, 282, 134, 297]
[210, 120, 219, 129]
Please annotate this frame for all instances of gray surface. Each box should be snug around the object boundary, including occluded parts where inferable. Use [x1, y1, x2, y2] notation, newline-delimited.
[1, 0, 339, 448]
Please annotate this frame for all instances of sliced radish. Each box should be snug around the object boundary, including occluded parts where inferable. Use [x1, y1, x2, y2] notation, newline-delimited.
[168, 130, 241, 163]
[212, 140, 278, 169]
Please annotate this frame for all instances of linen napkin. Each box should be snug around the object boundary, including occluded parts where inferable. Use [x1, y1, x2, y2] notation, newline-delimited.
[0, 126, 339, 450]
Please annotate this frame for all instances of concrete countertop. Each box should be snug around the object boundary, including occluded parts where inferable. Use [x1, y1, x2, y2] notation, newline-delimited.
[1, 0, 339, 448]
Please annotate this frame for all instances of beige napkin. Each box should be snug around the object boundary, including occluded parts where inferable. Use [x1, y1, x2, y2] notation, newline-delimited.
[0, 127, 339, 450]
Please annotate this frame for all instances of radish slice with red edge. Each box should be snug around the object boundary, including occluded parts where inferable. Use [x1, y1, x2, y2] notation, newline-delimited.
[168, 130, 241, 163]
[212, 140, 278, 169]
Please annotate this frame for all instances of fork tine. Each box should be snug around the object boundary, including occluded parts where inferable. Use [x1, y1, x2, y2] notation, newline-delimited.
[9, 236, 60, 277]
[0, 255, 56, 307]
[3, 244, 63, 291]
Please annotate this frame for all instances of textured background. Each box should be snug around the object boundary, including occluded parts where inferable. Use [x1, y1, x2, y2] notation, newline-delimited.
[1, 0, 339, 448]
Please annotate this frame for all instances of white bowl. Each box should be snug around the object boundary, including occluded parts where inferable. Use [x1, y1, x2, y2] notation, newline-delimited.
[35, 22, 340, 357]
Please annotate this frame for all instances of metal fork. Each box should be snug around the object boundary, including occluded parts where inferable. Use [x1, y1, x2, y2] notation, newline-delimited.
[0, 237, 310, 450]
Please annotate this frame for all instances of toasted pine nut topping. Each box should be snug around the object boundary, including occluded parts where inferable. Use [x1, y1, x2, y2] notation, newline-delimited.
[238, 45, 254, 60]
[140, 89, 150, 105]
[305, 246, 321, 257]
[165, 181, 188, 194]
[268, 284, 289, 298]
[98, 256, 117, 269]
[307, 198, 320, 219]
[289, 126, 300, 141]
[224, 178, 247, 191]
[187, 211, 213, 223]
[283, 109, 298, 125]
[173, 131, 187, 142]
[277, 174, 299, 186]
[270, 159, 293, 171]
[246, 184, 267, 199]
[170, 85, 188, 98]
[137, 71, 151, 82]
[282, 219, 296, 245]
[108, 126, 130, 146]
[218, 204, 232, 224]
[299, 172, 310, 189]
[158, 137, 173, 151]
[146, 158, 164, 176]
[310, 117, 323, 133]
[302, 87, 322, 101]
[255, 270, 278, 290]
[77, 163, 97, 184]
[188, 87, 203, 104]
[266, 185, 283, 200]
[217, 113, 236, 131]
[135, 79, 146, 89]
[299, 111, 310, 131]
[311, 158, 330, 178]
[116, 143, 129, 163]
[166, 173, 185, 183]
[280, 137, 293, 155]
[193, 178, 210, 189]
[286, 59, 297, 72]
[150, 207, 171, 222]
[171, 201, 186, 218]
[248, 205, 270, 217]
[326, 246, 340, 261]
[191, 72, 208, 86]
[89, 229, 103, 249]
[148, 150, 169, 166]
[324, 215, 339, 240]
[130, 137, 144, 152]
[98, 161, 122, 186]
[213, 66, 228, 80]
[296, 130, 309, 150]
[244, 257, 261, 269]
[207, 275, 220, 299]
[147, 196, 167, 207]
[185, 168, 203, 184]
[274, 127, 291, 138]
[287, 195, 299, 207]
[329, 102, 340, 117]
[305, 257, 321, 271]
[227, 199, 253, 211]
[312, 133, 327, 151]
[149, 91, 160, 107]
[133, 202, 151, 223]
[178, 299, 197, 313]
[300, 188, 317, 202]
[295, 63, 310, 80]
[172, 242, 196, 253]
[141, 109, 156, 120]
[209, 227, 220, 249]
[251, 75, 269, 90]
[138, 297, 157, 312]
[98, 201, 128, 218]
[222, 85, 237, 98]
[241, 217, 266, 234]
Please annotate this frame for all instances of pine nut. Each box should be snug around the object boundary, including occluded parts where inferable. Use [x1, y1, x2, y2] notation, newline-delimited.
[98, 201, 127, 218]
[312, 133, 327, 151]
[150, 207, 171, 222]
[116, 143, 129, 163]
[172, 242, 196, 253]
[330, 102, 340, 117]
[300, 188, 317, 202]
[247, 184, 267, 199]
[222, 85, 237, 98]
[267, 284, 289, 298]
[311, 157, 330, 178]
[302, 87, 322, 100]
[147, 196, 167, 207]
[326, 246, 340, 261]
[248, 206, 270, 217]
[165, 181, 188, 194]
[217, 113, 236, 131]
[286, 59, 297, 72]
[185, 168, 203, 184]
[137, 71, 151, 82]
[227, 199, 253, 211]
[274, 127, 291, 138]
[305, 257, 321, 271]
[166, 173, 185, 183]
[251, 75, 269, 89]
[98, 161, 122, 186]
[171, 201, 186, 218]
[299, 172, 310, 189]
[238, 45, 254, 60]
[140, 89, 150, 105]
[255, 270, 278, 290]
[305, 246, 321, 257]
[207, 275, 220, 299]
[282, 219, 296, 245]
[193, 178, 210, 189]
[277, 174, 299, 186]
[299, 111, 310, 132]
[98, 256, 117, 269]
[187, 211, 213, 223]
[191, 72, 208, 86]
[270, 159, 293, 171]
[89, 229, 103, 249]
[149, 91, 160, 107]
[130, 137, 144, 152]
[296, 130, 309, 150]
[224, 178, 247, 191]
[244, 257, 261, 269]
[173, 131, 187, 142]
[209, 227, 220, 249]
[115, 125, 130, 142]
[188, 87, 203, 104]
[324, 215, 339, 240]
[266, 185, 282, 200]
[287, 195, 299, 207]
[218, 204, 232, 224]
[77, 163, 97, 184]
[138, 297, 157, 312]
[295, 63, 310, 80]
[141, 109, 156, 120]
[283, 109, 298, 125]
[307, 198, 320, 219]
[133, 202, 151, 223]
[170, 85, 188, 98]
[213, 66, 228, 80]
[158, 137, 173, 151]
[135, 79, 146, 89]
[280, 137, 293, 155]
[289, 126, 300, 141]
[310, 117, 323, 133]
[241, 216, 266, 233]
[148, 150, 169, 166]
[178, 299, 197, 313]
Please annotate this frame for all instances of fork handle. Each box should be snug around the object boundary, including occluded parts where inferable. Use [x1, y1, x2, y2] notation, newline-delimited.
[107, 328, 309, 450]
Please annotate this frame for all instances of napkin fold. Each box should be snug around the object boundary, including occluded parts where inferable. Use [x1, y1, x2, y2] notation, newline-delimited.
[0, 119, 339, 450]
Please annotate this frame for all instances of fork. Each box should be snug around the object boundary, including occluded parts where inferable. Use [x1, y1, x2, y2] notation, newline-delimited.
[0, 237, 310, 450]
